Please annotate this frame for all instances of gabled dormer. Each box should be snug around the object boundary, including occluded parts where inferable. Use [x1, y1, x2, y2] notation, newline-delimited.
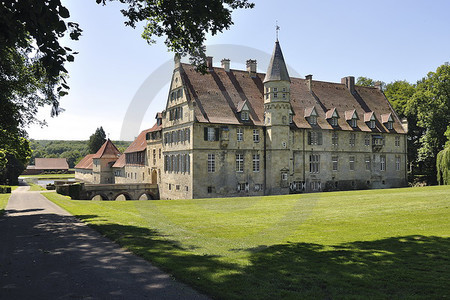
[326, 108, 339, 127]
[305, 106, 318, 125]
[364, 112, 377, 129]
[381, 113, 394, 130]
[237, 100, 251, 122]
[345, 109, 359, 128]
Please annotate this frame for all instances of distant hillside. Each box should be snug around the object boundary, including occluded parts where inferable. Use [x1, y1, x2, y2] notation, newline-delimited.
[30, 140, 132, 168]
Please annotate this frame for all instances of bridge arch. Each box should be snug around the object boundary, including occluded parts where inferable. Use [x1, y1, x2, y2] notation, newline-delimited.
[91, 193, 109, 201]
[138, 192, 155, 200]
[114, 192, 132, 201]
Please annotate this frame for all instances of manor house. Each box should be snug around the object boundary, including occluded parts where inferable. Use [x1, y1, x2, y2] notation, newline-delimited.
[76, 40, 408, 200]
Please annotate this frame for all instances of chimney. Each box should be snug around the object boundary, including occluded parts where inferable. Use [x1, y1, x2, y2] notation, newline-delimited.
[305, 74, 313, 91]
[206, 56, 213, 70]
[246, 59, 257, 78]
[174, 54, 181, 69]
[341, 76, 355, 94]
[221, 58, 230, 72]
[401, 118, 408, 133]
[374, 81, 383, 91]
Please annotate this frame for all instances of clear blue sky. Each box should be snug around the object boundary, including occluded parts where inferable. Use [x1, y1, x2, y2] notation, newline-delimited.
[28, 0, 450, 141]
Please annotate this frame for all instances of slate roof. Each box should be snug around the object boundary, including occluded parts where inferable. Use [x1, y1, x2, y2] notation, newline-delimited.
[74, 154, 95, 170]
[178, 61, 405, 134]
[33, 158, 68, 170]
[264, 41, 290, 83]
[92, 139, 121, 159]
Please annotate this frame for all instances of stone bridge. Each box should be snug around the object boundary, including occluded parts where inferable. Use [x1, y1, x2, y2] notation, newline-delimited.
[56, 182, 159, 200]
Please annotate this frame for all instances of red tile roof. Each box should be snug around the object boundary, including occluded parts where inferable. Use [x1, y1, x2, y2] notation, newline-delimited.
[33, 158, 68, 170]
[74, 154, 95, 170]
[92, 139, 121, 159]
[124, 128, 153, 154]
[112, 154, 125, 168]
[179, 63, 405, 134]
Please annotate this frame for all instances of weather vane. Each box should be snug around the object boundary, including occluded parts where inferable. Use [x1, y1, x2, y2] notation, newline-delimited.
[276, 21, 280, 41]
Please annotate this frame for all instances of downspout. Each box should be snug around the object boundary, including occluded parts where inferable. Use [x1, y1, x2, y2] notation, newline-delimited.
[263, 126, 267, 196]
[303, 128, 306, 188]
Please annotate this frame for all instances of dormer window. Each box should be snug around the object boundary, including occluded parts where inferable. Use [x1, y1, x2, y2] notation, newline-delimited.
[326, 108, 339, 127]
[345, 109, 359, 128]
[381, 113, 394, 130]
[364, 112, 377, 129]
[237, 100, 251, 122]
[305, 107, 318, 126]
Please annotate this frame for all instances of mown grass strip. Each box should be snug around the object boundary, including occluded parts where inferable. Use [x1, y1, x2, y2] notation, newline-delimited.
[45, 186, 450, 299]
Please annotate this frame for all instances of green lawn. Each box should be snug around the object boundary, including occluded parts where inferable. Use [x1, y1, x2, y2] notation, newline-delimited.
[45, 186, 450, 299]
[0, 193, 10, 216]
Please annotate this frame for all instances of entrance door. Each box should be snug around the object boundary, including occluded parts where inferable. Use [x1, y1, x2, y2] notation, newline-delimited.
[151, 170, 158, 184]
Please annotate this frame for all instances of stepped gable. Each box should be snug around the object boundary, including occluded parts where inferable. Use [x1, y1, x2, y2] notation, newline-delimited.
[92, 139, 121, 159]
[179, 64, 405, 134]
[74, 154, 95, 169]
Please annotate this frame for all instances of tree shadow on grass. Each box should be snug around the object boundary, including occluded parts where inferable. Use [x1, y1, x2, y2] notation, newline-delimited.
[73, 212, 450, 299]
[223, 235, 450, 299]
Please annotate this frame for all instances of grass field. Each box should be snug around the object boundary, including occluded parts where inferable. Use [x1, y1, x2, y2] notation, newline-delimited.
[45, 186, 450, 299]
[0, 193, 10, 216]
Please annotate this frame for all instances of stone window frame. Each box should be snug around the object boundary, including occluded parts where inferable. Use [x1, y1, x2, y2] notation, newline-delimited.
[395, 136, 400, 147]
[349, 133, 356, 147]
[395, 155, 401, 171]
[253, 129, 260, 143]
[332, 132, 339, 146]
[236, 153, 244, 173]
[207, 154, 215, 173]
[309, 154, 320, 174]
[365, 155, 371, 171]
[237, 128, 243, 142]
[253, 154, 260, 172]
[349, 155, 355, 171]
[332, 155, 338, 171]
[380, 155, 386, 171]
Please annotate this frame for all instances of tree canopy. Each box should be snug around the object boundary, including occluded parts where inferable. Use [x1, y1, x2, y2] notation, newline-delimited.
[96, 0, 254, 72]
[88, 127, 107, 154]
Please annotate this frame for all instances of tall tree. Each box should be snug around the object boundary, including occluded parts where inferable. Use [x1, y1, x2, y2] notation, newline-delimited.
[97, 0, 254, 72]
[436, 126, 450, 185]
[88, 127, 107, 154]
[407, 63, 450, 183]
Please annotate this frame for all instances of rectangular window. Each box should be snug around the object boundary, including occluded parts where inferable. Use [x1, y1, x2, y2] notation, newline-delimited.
[237, 128, 243, 141]
[395, 136, 400, 147]
[309, 115, 317, 125]
[331, 117, 338, 127]
[308, 131, 323, 145]
[253, 129, 260, 143]
[204, 127, 219, 141]
[349, 133, 356, 146]
[208, 154, 215, 173]
[349, 156, 355, 171]
[310, 181, 321, 191]
[332, 156, 338, 171]
[387, 122, 393, 130]
[254, 183, 263, 191]
[396, 155, 401, 171]
[253, 154, 260, 172]
[350, 119, 357, 128]
[365, 155, 371, 171]
[380, 155, 386, 171]
[369, 120, 376, 129]
[236, 154, 244, 172]
[365, 135, 371, 146]
[207, 186, 213, 193]
[332, 132, 338, 146]
[309, 154, 320, 173]
[241, 111, 249, 121]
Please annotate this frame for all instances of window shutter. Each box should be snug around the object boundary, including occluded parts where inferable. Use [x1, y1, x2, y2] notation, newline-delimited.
[204, 127, 208, 140]
[318, 132, 323, 145]
[215, 128, 220, 141]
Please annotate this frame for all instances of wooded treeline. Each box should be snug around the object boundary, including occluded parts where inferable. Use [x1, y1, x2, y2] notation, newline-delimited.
[30, 140, 131, 168]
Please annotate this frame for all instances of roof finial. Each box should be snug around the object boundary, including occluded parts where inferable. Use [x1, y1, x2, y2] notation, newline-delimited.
[276, 21, 280, 41]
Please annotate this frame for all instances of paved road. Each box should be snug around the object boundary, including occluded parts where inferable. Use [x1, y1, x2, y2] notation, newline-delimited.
[0, 187, 209, 299]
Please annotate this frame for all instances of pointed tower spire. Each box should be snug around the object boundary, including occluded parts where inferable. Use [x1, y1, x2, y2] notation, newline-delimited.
[264, 40, 290, 83]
